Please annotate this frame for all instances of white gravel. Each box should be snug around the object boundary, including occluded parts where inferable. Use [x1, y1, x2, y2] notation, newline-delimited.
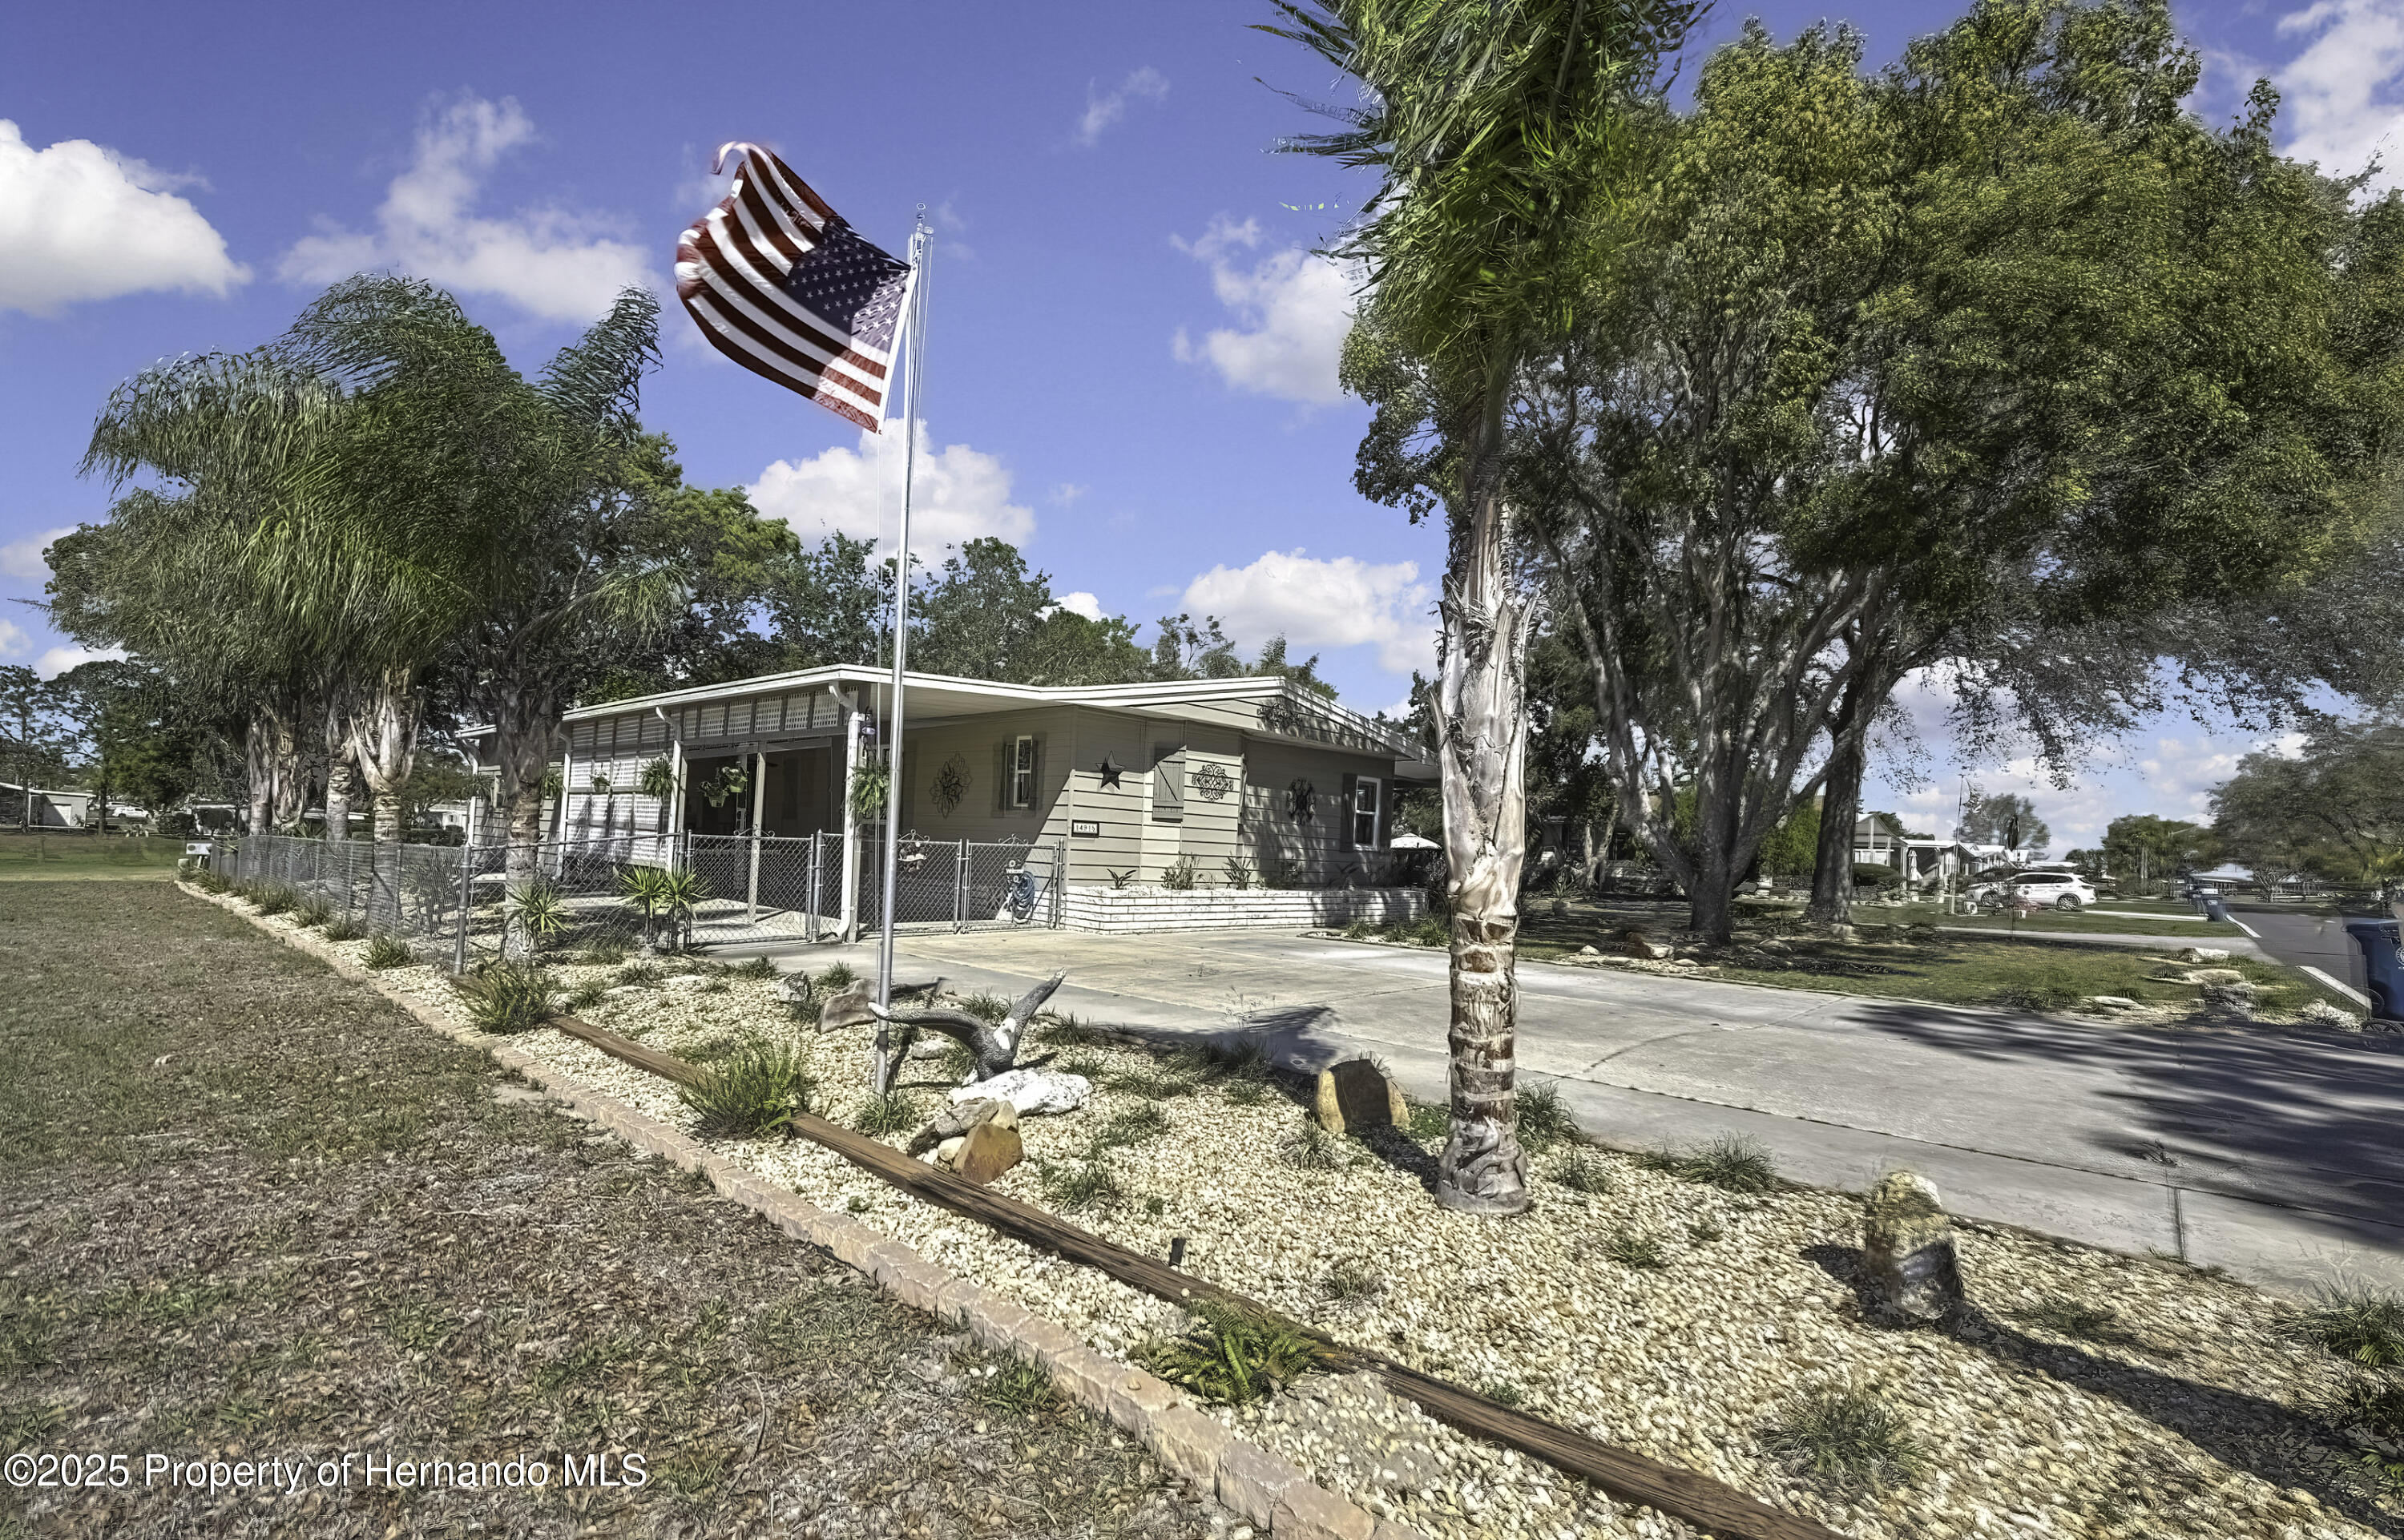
[224, 898, 2399, 1540]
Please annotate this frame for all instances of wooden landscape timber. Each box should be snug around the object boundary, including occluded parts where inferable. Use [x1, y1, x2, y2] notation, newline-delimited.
[549, 1009, 1845, 1540]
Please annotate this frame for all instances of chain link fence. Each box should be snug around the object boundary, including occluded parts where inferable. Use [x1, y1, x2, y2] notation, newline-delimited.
[224, 829, 1064, 970]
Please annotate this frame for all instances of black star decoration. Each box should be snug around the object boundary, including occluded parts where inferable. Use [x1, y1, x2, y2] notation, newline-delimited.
[1096, 756, 1125, 790]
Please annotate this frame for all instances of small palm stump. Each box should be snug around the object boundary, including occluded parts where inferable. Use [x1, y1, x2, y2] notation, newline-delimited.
[1861, 1169, 1964, 1325]
[1313, 1058, 1409, 1138]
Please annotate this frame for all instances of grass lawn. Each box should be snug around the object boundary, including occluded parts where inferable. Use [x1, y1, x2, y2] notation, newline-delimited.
[0, 831, 187, 881]
[1418, 897, 2353, 1017]
[1882, 902, 2247, 939]
[0, 881, 1208, 1539]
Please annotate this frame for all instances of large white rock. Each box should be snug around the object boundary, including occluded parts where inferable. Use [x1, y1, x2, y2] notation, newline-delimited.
[2178, 946, 2231, 963]
[949, 1066, 1091, 1116]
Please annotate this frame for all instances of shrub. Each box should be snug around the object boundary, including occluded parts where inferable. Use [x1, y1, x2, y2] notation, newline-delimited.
[1281, 1120, 1345, 1171]
[2297, 1286, 2404, 1369]
[564, 981, 610, 1014]
[1850, 864, 1901, 893]
[505, 878, 573, 952]
[1601, 1228, 1668, 1269]
[252, 885, 296, 917]
[729, 957, 780, 981]
[957, 992, 1010, 1024]
[1342, 917, 1377, 941]
[1668, 1133, 1779, 1194]
[1139, 1300, 1330, 1405]
[613, 961, 663, 988]
[324, 915, 365, 942]
[1059, 1051, 1105, 1079]
[813, 961, 857, 992]
[455, 962, 558, 1034]
[1761, 1387, 1927, 1494]
[2322, 1375, 2404, 1497]
[364, 935, 413, 970]
[294, 895, 334, 929]
[1988, 980, 2081, 1013]
[1222, 855, 1255, 890]
[1160, 853, 1199, 892]
[1513, 1080, 1576, 1154]
[1553, 1150, 1613, 1195]
[577, 940, 631, 966]
[679, 1040, 812, 1141]
[1322, 1260, 1383, 1302]
[853, 1092, 917, 1137]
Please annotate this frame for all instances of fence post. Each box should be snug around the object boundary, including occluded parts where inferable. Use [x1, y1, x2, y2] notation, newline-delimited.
[954, 840, 966, 932]
[805, 835, 821, 944]
[453, 845, 472, 974]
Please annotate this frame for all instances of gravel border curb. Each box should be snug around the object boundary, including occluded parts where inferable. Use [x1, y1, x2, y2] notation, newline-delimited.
[184, 884, 1426, 1540]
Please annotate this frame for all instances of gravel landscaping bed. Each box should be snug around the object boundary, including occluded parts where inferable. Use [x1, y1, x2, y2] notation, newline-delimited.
[226, 892, 2404, 1540]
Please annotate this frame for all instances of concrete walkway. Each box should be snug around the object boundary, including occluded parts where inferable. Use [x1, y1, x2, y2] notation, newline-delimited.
[747, 927, 2404, 1300]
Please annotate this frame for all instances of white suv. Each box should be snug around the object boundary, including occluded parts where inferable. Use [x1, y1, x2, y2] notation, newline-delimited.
[1970, 869, 2097, 912]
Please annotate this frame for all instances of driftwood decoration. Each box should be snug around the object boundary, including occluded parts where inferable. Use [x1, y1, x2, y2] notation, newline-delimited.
[867, 970, 1067, 1095]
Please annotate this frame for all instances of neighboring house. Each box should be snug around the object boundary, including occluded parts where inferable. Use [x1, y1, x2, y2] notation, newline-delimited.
[1852, 814, 1999, 891]
[1, 783, 147, 829]
[462, 667, 1435, 928]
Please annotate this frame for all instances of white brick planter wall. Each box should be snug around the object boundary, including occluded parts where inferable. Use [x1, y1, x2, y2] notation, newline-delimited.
[1062, 885, 1427, 933]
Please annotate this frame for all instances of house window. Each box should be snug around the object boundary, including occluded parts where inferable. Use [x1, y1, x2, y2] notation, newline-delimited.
[1007, 735, 1036, 810]
[1352, 776, 1381, 848]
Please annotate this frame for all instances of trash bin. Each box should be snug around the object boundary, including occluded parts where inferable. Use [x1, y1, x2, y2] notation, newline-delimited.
[2202, 894, 2230, 924]
[2342, 917, 2403, 1021]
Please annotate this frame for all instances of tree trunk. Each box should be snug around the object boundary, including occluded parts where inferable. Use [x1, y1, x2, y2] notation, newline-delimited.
[1685, 753, 1744, 943]
[322, 692, 353, 841]
[245, 708, 279, 836]
[482, 674, 569, 961]
[1809, 732, 1868, 934]
[1434, 370, 1534, 1217]
[501, 772, 551, 961]
[268, 706, 306, 832]
[346, 667, 422, 933]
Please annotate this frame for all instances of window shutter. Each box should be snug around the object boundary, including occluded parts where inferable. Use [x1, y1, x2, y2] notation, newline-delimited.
[993, 741, 1009, 812]
[1029, 736, 1046, 816]
[1152, 744, 1184, 824]
[1375, 781, 1393, 849]
[1339, 772, 1358, 850]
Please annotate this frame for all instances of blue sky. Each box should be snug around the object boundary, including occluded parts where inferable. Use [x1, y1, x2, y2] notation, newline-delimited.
[2, 0, 2395, 846]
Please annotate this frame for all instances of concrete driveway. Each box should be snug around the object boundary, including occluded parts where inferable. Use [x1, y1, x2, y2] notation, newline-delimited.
[762, 926, 2404, 1298]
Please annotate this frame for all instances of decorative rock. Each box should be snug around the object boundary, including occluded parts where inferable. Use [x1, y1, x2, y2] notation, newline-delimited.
[771, 974, 810, 1004]
[2187, 967, 2249, 986]
[1624, 933, 1675, 961]
[947, 1119, 1024, 1184]
[1313, 1058, 1406, 1137]
[907, 1036, 950, 1059]
[2085, 995, 2139, 1010]
[950, 1066, 1091, 1116]
[904, 1096, 1016, 1156]
[1575, 944, 1600, 957]
[1861, 1169, 1964, 1324]
[2179, 946, 2232, 963]
[817, 982, 875, 1031]
[2200, 982, 2257, 1023]
[934, 1135, 966, 1166]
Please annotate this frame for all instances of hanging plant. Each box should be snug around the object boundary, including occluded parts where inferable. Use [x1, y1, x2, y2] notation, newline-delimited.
[701, 764, 752, 809]
[638, 757, 677, 801]
[590, 774, 614, 796]
[849, 764, 890, 820]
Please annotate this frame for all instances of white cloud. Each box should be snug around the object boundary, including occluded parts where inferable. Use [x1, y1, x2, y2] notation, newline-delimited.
[748, 421, 1035, 551]
[1051, 591, 1106, 622]
[1179, 548, 1434, 675]
[1172, 216, 1357, 405]
[1076, 67, 1170, 147]
[1047, 482, 1088, 507]
[0, 121, 248, 316]
[0, 526, 73, 580]
[2275, 0, 2404, 189]
[0, 619, 27, 656]
[280, 95, 651, 323]
[34, 643, 124, 679]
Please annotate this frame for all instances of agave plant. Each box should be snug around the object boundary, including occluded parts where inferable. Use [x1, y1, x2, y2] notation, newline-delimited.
[505, 876, 572, 955]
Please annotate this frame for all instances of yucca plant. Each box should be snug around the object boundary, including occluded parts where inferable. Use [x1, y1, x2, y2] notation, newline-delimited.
[1140, 1299, 1331, 1405]
[294, 893, 335, 929]
[679, 1039, 812, 1141]
[454, 961, 558, 1034]
[617, 863, 709, 952]
[324, 914, 365, 942]
[364, 934, 413, 970]
[505, 876, 573, 955]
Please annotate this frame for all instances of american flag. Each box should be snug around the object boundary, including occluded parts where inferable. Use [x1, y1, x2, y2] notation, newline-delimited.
[675, 143, 914, 433]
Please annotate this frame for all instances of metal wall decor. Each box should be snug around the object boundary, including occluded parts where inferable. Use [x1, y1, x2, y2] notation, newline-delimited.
[1285, 778, 1317, 822]
[1096, 755, 1126, 789]
[930, 752, 970, 817]
[1192, 762, 1232, 801]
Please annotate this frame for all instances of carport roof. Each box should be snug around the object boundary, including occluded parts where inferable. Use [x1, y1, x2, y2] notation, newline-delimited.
[556, 665, 1430, 765]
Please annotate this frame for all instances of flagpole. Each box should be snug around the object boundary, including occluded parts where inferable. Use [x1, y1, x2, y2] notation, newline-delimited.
[875, 208, 931, 1034]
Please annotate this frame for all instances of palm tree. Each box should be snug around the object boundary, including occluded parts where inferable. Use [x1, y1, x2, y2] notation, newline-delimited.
[1263, 0, 1696, 1213]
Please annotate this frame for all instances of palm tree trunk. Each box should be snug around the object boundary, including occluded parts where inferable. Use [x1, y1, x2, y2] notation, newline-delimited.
[346, 667, 421, 933]
[485, 679, 567, 961]
[1434, 370, 1534, 1216]
[244, 708, 278, 835]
